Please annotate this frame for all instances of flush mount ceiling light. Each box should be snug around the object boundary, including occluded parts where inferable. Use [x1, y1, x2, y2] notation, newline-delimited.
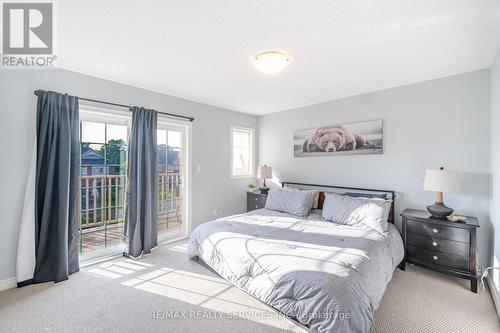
[253, 51, 291, 75]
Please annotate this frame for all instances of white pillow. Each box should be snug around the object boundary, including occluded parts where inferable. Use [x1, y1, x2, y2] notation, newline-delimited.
[265, 188, 315, 217]
[322, 193, 391, 233]
[287, 187, 320, 209]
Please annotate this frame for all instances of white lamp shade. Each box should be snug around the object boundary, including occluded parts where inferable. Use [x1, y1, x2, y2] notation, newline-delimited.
[259, 165, 273, 179]
[423, 169, 459, 193]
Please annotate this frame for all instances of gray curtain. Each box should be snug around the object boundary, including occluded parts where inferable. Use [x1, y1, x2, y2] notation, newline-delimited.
[34, 91, 80, 283]
[125, 107, 158, 257]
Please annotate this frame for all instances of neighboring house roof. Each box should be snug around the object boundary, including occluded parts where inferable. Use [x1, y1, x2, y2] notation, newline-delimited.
[157, 147, 180, 165]
[81, 146, 106, 165]
[81, 146, 180, 169]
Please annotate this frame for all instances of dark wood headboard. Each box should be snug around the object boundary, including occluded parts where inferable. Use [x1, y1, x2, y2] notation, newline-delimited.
[282, 181, 396, 224]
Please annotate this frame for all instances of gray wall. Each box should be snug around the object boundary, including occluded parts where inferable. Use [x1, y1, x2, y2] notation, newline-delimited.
[0, 69, 257, 281]
[491, 51, 500, 295]
[259, 70, 492, 267]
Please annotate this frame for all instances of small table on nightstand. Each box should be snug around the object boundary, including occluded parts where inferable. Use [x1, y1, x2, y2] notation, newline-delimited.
[247, 192, 267, 212]
[400, 209, 480, 293]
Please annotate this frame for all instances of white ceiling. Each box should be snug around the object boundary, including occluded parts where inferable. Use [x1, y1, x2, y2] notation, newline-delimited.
[57, 0, 500, 115]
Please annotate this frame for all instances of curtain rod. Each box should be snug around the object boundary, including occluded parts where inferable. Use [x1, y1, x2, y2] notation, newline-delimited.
[33, 90, 195, 122]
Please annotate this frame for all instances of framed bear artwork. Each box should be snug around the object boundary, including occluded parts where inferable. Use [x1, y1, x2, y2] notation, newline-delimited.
[294, 120, 383, 157]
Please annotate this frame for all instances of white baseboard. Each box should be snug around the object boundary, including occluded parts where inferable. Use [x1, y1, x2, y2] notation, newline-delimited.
[486, 275, 500, 320]
[0, 277, 16, 292]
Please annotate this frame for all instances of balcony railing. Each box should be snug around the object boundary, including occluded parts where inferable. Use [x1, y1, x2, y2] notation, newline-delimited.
[78, 172, 182, 229]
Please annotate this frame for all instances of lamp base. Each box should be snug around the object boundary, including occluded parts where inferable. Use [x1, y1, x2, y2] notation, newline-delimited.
[259, 187, 270, 195]
[426, 202, 454, 219]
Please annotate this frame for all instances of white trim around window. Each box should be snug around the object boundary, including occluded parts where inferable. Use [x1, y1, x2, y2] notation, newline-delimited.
[230, 126, 255, 178]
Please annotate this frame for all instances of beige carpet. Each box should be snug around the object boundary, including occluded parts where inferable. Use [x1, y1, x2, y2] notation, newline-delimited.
[0, 240, 498, 333]
[372, 264, 499, 333]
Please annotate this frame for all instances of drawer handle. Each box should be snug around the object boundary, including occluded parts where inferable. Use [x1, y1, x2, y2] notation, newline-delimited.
[255, 205, 258, 208]
[432, 241, 438, 247]
[432, 228, 438, 234]
[432, 255, 438, 261]
[255, 198, 258, 201]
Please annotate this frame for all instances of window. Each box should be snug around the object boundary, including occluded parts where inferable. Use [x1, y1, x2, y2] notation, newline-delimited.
[231, 126, 254, 178]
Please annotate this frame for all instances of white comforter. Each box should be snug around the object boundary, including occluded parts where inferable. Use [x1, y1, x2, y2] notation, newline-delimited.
[188, 209, 404, 333]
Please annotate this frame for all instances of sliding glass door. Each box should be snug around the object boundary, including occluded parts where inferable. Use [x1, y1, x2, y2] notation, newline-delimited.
[78, 107, 191, 261]
[78, 108, 130, 261]
[156, 119, 188, 241]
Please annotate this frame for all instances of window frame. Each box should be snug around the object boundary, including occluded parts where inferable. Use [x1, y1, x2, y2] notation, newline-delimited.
[230, 126, 255, 179]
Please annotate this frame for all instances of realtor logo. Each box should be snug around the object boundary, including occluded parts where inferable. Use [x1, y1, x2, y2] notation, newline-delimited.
[1, 1, 56, 68]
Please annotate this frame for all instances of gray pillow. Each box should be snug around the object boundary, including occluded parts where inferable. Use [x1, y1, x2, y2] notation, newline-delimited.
[322, 193, 392, 233]
[265, 188, 315, 217]
[287, 187, 320, 209]
[343, 192, 388, 200]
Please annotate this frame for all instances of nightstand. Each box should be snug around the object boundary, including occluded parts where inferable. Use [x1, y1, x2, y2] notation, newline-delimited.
[400, 209, 479, 292]
[247, 192, 267, 212]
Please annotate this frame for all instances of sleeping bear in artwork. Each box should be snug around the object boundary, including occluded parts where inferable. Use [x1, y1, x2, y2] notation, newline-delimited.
[302, 126, 370, 153]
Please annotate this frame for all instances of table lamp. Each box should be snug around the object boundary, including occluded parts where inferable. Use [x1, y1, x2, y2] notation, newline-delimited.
[423, 167, 459, 219]
[259, 165, 272, 194]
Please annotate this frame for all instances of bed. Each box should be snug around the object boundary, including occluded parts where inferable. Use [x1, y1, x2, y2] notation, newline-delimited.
[188, 182, 404, 333]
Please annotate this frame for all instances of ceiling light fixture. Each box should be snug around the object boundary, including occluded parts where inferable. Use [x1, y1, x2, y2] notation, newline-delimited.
[253, 51, 291, 75]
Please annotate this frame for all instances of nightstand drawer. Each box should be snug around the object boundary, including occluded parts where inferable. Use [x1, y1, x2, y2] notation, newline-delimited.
[407, 245, 469, 271]
[407, 220, 469, 243]
[407, 233, 469, 257]
[247, 192, 267, 212]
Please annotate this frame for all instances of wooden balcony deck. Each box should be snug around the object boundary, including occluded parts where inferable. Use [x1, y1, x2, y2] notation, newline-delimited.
[79, 218, 182, 254]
